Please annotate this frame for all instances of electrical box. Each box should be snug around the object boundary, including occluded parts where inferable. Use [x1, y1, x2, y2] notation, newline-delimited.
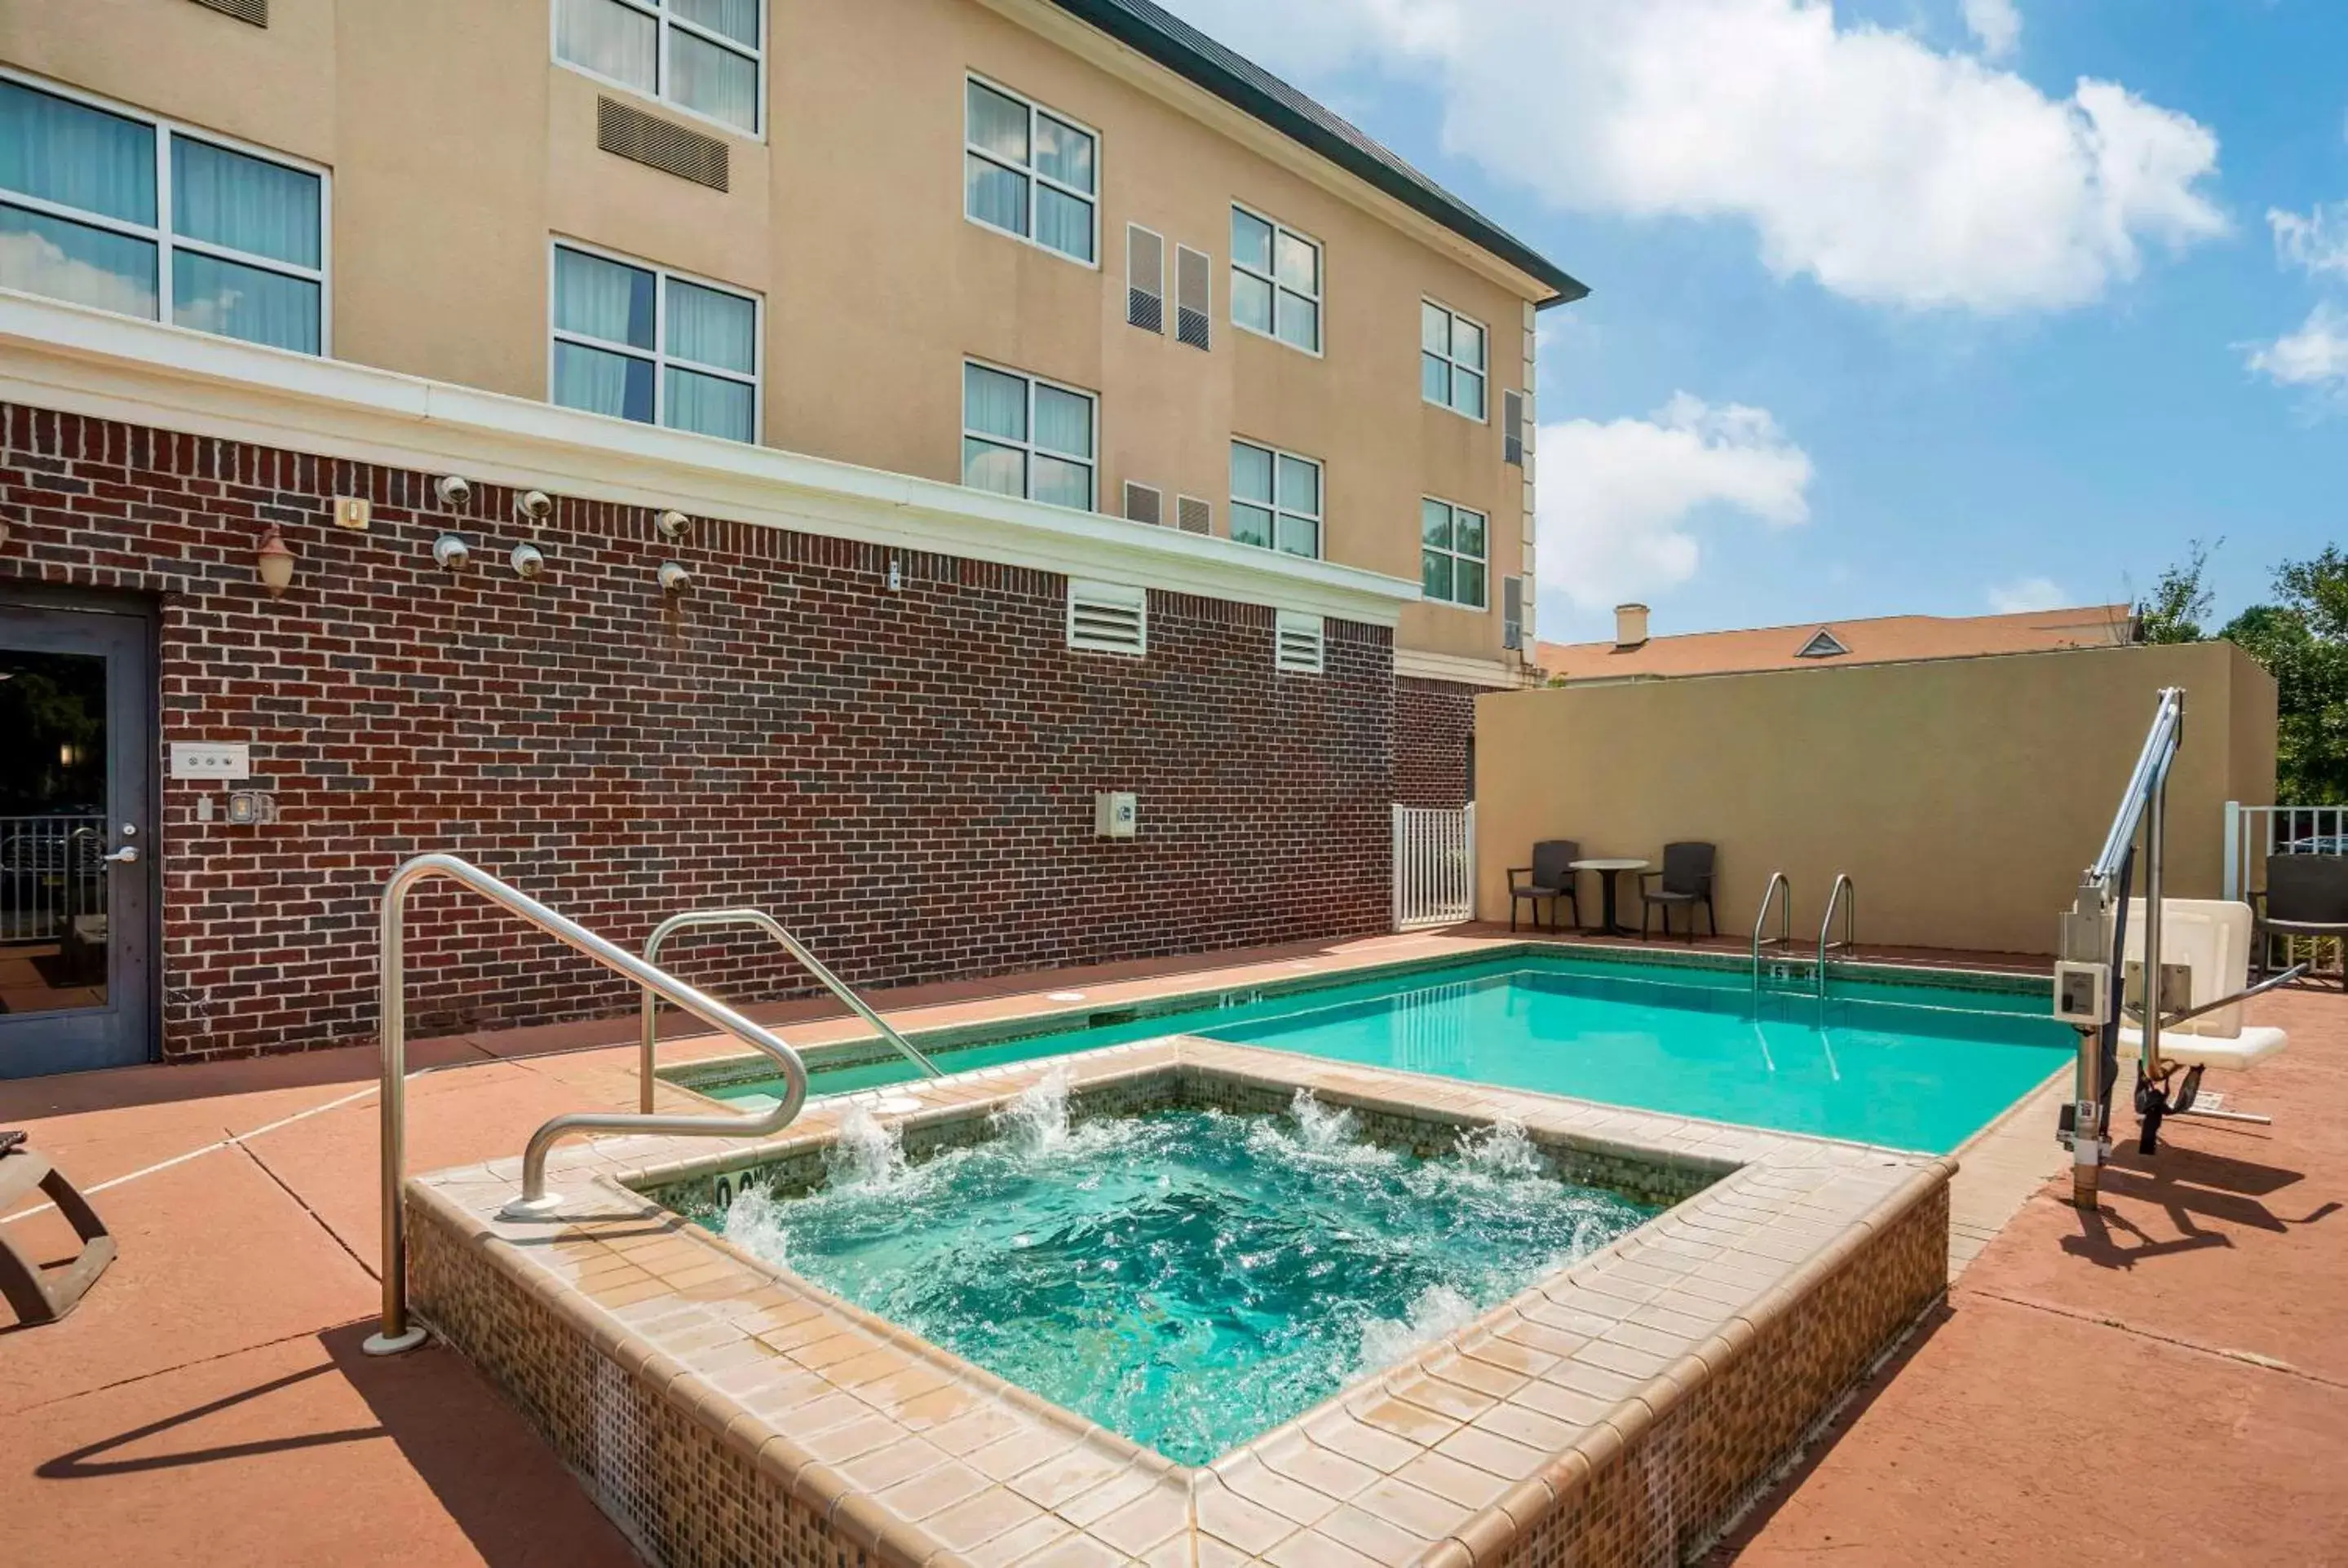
[332, 496, 372, 531]
[225, 790, 277, 825]
[2053, 961, 2107, 1027]
[1094, 791, 1137, 839]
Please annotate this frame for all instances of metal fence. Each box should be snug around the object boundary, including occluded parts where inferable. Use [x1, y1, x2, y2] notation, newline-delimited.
[2222, 802, 2348, 899]
[1393, 802, 1475, 930]
[0, 814, 107, 943]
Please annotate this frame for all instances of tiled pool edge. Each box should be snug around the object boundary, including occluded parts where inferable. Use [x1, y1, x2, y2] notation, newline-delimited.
[407, 1041, 1951, 1567]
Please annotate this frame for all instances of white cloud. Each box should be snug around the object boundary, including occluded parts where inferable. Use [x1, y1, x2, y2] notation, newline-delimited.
[1987, 576, 2067, 613]
[2245, 302, 2348, 390]
[1538, 393, 1813, 613]
[2270, 202, 2348, 279]
[1165, 0, 2222, 314]
[1961, 0, 2022, 60]
[0, 230, 157, 320]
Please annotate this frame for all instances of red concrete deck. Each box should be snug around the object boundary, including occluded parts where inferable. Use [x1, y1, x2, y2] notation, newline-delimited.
[2, 930, 2342, 1566]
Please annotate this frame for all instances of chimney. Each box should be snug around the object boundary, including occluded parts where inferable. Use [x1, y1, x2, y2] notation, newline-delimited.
[1613, 603, 1650, 651]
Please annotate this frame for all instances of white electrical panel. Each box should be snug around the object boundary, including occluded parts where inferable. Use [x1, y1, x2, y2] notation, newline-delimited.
[171, 743, 250, 781]
[1094, 792, 1137, 839]
[2053, 961, 2107, 1027]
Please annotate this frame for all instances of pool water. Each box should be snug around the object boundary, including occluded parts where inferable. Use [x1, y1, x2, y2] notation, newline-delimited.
[705, 954, 2071, 1153]
[710, 1081, 1655, 1464]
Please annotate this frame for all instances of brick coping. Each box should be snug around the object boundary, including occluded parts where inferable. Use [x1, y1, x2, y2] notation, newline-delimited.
[409, 1038, 1952, 1566]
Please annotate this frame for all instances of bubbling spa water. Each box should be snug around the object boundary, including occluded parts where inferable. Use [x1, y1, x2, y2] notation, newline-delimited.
[716, 1075, 1656, 1463]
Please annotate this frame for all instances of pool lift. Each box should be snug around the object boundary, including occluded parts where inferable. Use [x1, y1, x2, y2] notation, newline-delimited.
[2052, 688, 2302, 1208]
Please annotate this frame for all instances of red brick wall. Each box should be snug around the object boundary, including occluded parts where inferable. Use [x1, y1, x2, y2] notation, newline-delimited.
[1, 405, 1393, 1060]
[1396, 676, 1479, 808]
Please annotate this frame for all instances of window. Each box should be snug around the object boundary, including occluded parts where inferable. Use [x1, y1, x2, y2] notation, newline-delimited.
[1230, 205, 1319, 353]
[555, 0, 763, 135]
[0, 74, 325, 353]
[965, 78, 1097, 265]
[1231, 439, 1321, 559]
[963, 362, 1096, 510]
[1421, 300, 1486, 420]
[1795, 629, 1849, 659]
[1421, 497, 1488, 608]
[550, 242, 758, 442]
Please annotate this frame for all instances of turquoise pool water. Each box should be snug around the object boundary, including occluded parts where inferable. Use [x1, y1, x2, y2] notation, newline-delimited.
[707, 1085, 1654, 1463]
[704, 953, 2072, 1154]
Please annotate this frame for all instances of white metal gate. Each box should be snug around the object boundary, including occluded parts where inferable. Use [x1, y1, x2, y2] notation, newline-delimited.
[1393, 803, 1475, 930]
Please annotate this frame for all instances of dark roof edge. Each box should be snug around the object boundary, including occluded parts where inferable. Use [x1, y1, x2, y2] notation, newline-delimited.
[1046, 0, 1590, 306]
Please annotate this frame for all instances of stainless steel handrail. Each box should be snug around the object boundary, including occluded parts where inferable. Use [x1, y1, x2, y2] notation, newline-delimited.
[1750, 871, 1792, 994]
[1818, 872, 1856, 996]
[639, 908, 940, 1112]
[365, 854, 810, 1356]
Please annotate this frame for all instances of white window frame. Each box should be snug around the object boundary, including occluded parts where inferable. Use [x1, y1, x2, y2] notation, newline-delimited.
[1230, 437, 1324, 561]
[550, 0, 767, 141]
[961, 359, 1099, 511]
[1421, 298, 1488, 423]
[1420, 496, 1489, 611]
[0, 66, 332, 355]
[546, 237, 763, 442]
[962, 74, 1101, 269]
[1229, 201, 1322, 358]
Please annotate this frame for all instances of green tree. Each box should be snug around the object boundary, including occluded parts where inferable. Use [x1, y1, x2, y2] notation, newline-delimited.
[2136, 538, 2217, 644]
[2219, 548, 2348, 805]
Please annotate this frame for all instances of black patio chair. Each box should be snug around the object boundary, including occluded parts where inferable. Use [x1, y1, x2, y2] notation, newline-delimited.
[2253, 854, 2348, 983]
[1509, 840, 1581, 933]
[1639, 841, 1718, 943]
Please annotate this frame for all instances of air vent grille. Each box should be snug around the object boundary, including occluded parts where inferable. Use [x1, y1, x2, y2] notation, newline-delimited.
[1502, 389, 1526, 467]
[1126, 225, 1165, 333]
[190, 0, 268, 23]
[1502, 575, 1526, 650]
[1175, 245, 1211, 349]
[1175, 495, 1212, 536]
[1068, 580, 1147, 656]
[597, 96, 729, 192]
[1122, 481, 1164, 527]
[1275, 611, 1325, 674]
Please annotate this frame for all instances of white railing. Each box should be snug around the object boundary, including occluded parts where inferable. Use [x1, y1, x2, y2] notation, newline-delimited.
[0, 813, 108, 943]
[1393, 802, 1475, 930]
[2222, 802, 2348, 899]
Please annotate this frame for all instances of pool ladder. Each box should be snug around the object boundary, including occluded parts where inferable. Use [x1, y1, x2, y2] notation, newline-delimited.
[1750, 871, 1858, 1000]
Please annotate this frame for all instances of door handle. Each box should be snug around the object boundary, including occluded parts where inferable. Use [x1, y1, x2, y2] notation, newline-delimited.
[104, 846, 139, 865]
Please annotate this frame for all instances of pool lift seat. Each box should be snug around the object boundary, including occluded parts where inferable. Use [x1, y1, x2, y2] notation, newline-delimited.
[0, 1133, 116, 1326]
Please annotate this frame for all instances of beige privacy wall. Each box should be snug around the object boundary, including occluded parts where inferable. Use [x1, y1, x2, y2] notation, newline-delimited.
[1475, 641, 2277, 956]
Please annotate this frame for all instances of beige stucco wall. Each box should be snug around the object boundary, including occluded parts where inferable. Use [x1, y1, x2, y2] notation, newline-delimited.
[0, 0, 1542, 666]
[1475, 642, 2279, 957]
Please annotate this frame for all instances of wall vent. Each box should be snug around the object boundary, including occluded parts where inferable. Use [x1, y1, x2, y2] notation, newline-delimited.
[1275, 611, 1325, 674]
[1068, 580, 1147, 656]
[1175, 245, 1212, 349]
[190, 0, 268, 23]
[1502, 389, 1526, 467]
[1121, 481, 1164, 527]
[1502, 575, 1526, 650]
[597, 96, 729, 192]
[1175, 495, 1212, 536]
[1126, 225, 1165, 333]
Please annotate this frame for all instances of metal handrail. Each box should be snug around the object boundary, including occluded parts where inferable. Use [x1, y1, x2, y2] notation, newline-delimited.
[1750, 871, 1792, 993]
[1818, 873, 1857, 995]
[639, 908, 940, 1112]
[365, 854, 810, 1357]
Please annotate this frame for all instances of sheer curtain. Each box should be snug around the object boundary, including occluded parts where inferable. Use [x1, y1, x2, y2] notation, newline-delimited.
[672, 0, 758, 45]
[670, 29, 758, 132]
[554, 248, 655, 348]
[665, 279, 753, 372]
[172, 139, 319, 267]
[172, 251, 318, 352]
[553, 342, 652, 423]
[555, 0, 656, 91]
[665, 368, 753, 442]
[0, 81, 155, 225]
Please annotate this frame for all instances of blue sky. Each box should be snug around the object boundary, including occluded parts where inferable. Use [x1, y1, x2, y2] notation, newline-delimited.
[1158, 0, 2347, 646]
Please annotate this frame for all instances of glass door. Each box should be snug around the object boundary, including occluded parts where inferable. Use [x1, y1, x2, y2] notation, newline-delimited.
[0, 598, 153, 1076]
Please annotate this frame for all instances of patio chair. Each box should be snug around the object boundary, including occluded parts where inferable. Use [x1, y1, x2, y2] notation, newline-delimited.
[0, 1131, 116, 1327]
[1508, 840, 1581, 933]
[2252, 855, 2348, 983]
[1639, 842, 1718, 943]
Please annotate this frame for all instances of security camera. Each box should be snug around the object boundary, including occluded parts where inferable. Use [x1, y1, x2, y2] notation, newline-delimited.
[657, 561, 692, 593]
[510, 542, 546, 579]
[432, 534, 471, 572]
[654, 509, 690, 541]
[515, 490, 554, 524]
[433, 475, 471, 508]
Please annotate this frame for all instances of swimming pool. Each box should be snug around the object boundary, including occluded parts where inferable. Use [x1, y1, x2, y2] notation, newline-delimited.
[695, 951, 2072, 1153]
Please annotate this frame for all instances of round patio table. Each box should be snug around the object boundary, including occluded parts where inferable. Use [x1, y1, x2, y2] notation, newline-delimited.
[1570, 858, 1649, 938]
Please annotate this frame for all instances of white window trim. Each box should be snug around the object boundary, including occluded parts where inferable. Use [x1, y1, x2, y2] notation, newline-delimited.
[963, 73, 1101, 271]
[550, 0, 768, 142]
[547, 236, 763, 442]
[1230, 437, 1324, 561]
[0, 66, 333, 356]
[1229, 201, 1323, 359]
[962, 357, 1100, 512]
[1421, 298, 1488, 424]
[1421, 496, 1489, 611]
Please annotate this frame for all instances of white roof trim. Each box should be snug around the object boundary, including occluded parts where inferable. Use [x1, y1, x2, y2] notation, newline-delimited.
[1394, 647, 1527, 689]
[0, 290, 1420, 627]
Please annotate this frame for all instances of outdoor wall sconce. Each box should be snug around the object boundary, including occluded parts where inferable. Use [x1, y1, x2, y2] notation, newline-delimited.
[510, 542, 546, 579]
[515, 490, 553, 526]
[433, 475, 472, 508]
[654, 509, 690, 541]
[433, 534, 472, 572]
[657, 561, 692, 593]
[254, 523, 297, 596]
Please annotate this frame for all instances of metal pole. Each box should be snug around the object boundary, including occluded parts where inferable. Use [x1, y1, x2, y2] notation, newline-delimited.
[2145, 769, 2166, 1080]
[363, 867, 427, 1356]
